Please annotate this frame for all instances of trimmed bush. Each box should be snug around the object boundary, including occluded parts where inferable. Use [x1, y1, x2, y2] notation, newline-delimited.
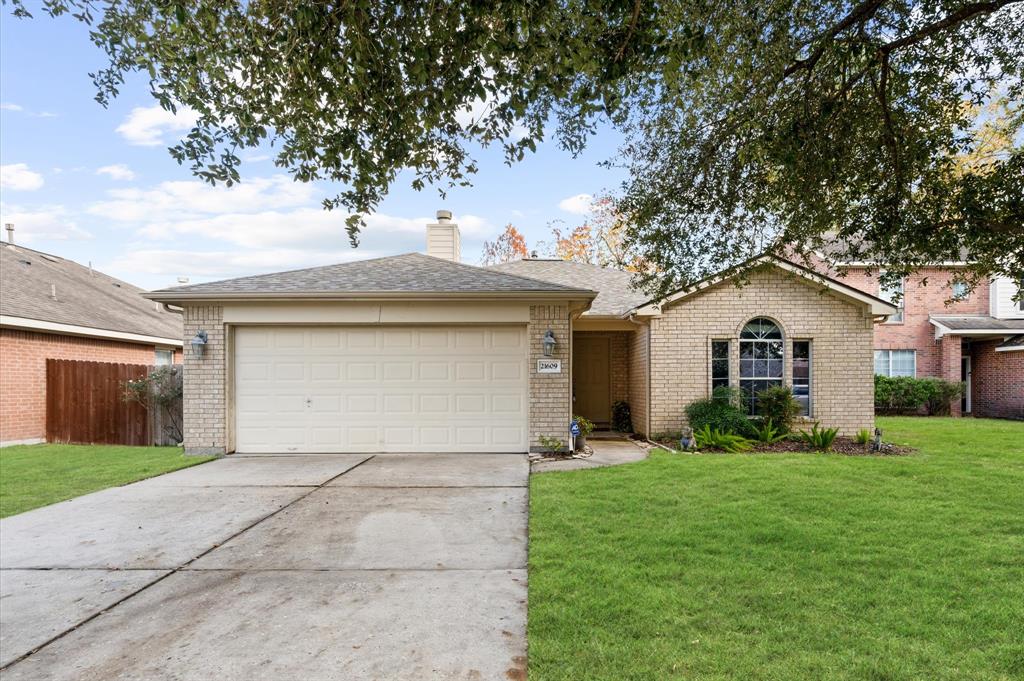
[612, 400, 633, 433]
[874, 375, 964, 415]
[755, 386, 802, 433]
[685, 387, 754, 437]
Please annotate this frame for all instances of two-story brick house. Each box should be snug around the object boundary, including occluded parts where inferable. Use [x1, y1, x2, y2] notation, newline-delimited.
[839, 264, 1023, 419]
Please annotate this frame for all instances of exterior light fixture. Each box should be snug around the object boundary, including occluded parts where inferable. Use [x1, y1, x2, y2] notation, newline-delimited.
[190, 330, 208, 357]
[542, 329, 557, 357]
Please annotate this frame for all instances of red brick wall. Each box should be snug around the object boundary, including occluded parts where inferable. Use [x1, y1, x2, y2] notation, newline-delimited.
[0, 329, 182, 444]
[969, 341, 1024, 420]
[840, 267, 988, 380]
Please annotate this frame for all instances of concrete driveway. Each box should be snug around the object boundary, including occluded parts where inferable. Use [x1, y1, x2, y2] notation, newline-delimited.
[0, 453, 529, 680]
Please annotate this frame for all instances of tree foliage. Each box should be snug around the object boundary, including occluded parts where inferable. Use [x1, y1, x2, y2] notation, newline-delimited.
[480, 223, 529, 265]
[13, 0, 1023, 294]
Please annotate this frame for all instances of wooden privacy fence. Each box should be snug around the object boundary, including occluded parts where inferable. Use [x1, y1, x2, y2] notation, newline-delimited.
[46, 359, 181, 446]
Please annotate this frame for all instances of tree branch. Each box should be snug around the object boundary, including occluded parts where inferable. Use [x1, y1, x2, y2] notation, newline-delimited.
[880, 0, 1021, 54]
[783, 0, 887, 78]
[614, 0, 643, 63]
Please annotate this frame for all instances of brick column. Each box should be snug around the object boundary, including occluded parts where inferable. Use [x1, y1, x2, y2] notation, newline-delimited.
[182, 305, 226, 455]
[938, 334, 963, 417]
[528, 304, 571, 452]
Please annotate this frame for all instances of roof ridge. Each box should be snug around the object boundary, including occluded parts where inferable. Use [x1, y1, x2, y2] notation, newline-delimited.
[441, 255, 600, 291]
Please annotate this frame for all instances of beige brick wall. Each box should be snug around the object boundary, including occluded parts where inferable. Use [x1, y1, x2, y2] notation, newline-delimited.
[182, 305, 226, 455]
[627, 326, 650, 436]
[529, 304, 572, 451]
[648, 267, 875, 436]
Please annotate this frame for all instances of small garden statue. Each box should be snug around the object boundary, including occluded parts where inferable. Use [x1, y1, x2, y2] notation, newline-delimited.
[872, 427, 883, 452]
[680, 426, 695, 451]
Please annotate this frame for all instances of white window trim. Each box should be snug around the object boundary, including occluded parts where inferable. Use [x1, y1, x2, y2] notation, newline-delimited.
[875, 349, 917, 377]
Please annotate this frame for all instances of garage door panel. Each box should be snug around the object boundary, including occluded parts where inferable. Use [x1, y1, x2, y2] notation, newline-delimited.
[234, 326, 528, 453]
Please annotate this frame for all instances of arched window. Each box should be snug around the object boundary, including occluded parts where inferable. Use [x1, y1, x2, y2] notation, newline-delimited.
[739, 318, 783, 415]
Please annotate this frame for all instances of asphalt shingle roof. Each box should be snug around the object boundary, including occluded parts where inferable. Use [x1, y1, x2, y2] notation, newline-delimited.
[148, 253, 594, 297]
[1, 242, 182, 340]
[998, 334, 1024, 350]
[487, 259, 647, 316]
[930, 315, 1024, 331]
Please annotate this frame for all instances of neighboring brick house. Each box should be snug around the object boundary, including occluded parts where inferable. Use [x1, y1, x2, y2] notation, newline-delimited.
[146, 213, 896, 456]
[837, 265, 1024, 419]
[1, 240, 183, 446]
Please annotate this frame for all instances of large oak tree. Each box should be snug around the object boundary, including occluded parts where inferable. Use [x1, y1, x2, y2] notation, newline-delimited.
[14, 0, 1023, 295]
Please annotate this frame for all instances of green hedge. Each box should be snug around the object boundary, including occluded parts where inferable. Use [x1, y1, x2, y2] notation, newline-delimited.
[874, 375, 964, 415]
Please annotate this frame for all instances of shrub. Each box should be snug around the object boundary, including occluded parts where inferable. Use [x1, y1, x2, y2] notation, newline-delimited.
[685, 386, 753, 437]
[693, 424, 752, 453]
[572, 415, 595, 437]
[755, 386, 802, 433]
[922, 378, 964, 416]
[800, 423, 839, 451]
[612, 400, 633, 433]
[123, 366, 183, 443]
[538, 435, 565, 453]
[751, 418, 786, 443]
[874, 375, 964, 415]
[854, 428, 872, 445]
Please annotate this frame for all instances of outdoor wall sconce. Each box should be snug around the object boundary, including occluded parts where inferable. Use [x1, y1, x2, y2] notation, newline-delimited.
[542, 329, 557, 357]
[190, 330, 208, 357]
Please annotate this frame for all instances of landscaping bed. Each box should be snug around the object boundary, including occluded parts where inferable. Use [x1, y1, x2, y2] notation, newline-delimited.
[651, 434, 914, 456]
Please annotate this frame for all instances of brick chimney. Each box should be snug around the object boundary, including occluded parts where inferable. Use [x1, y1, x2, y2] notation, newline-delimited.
[425, 210, 461, 263]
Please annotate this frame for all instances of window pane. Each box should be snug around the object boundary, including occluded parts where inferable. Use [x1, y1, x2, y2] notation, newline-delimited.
[792, 341, 810, 416]
[711, 341, 729, 360]
[874, 350, 890, 376]
[712, 359, 729, 379]
[155, 349, 173, 366]
[740, 318, 781, 339]
[891, 350, 916, 377]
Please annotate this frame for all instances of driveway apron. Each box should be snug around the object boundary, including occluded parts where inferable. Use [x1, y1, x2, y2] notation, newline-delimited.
[0, 453, 529, 680]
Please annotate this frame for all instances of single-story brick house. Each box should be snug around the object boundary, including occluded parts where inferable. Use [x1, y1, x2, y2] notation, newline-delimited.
[146, 212, 896, 455]
[0, 239, 183, 446]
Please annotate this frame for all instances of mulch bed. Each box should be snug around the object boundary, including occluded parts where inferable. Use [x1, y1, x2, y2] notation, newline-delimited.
[653, 435, 914, 456]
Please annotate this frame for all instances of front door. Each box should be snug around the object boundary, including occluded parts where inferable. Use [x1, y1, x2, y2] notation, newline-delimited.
[961, 356, 972, 414]
[573, 336, 612, 426]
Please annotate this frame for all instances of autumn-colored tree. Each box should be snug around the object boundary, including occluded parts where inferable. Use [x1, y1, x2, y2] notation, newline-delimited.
[545, 196, 646, 271]
[480, 224, 529, 265]
[551, 224, 596, 264]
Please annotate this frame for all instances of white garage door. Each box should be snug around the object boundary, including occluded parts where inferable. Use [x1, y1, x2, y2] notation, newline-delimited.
[234, 326, 528, 453]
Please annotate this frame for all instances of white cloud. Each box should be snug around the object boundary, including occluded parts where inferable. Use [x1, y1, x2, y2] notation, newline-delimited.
[0, 203, 94, 241]
[96, 164, 136, 181]
[244, 154, 272, 163]
[116, 105, 199, 146]
[1, 103, 23, 111]
[107, 247, 386, 282]
[88, 175, 316, 222]
[0, 163, 44, 191]
[557, 193, 593, 215]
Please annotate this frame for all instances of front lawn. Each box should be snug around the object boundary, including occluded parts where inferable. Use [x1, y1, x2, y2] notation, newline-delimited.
[529, 417, 1024, 680]
[0, 444, 213, 518]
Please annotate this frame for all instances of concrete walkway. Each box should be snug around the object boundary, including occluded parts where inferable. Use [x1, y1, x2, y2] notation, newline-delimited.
[0, 453, 528, 680]
[531, 438, 650, 473]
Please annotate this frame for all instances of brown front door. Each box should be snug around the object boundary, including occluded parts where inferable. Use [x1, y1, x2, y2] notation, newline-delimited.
[574, 336, 612, 426]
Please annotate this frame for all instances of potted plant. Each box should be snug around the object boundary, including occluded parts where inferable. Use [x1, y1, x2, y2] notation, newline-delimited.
[572, 415, 595, 451]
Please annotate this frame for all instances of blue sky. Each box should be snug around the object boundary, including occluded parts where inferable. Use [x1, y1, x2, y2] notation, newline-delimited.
[0, 11, 625, 290]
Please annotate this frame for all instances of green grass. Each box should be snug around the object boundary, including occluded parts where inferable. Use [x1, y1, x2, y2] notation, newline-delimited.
[529, 417, 1024, 680]
[0, 444, 214, 518]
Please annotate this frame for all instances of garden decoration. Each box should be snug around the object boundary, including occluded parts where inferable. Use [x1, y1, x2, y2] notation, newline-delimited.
[872, 428, 883, 452]
[679, 426, 694, 451]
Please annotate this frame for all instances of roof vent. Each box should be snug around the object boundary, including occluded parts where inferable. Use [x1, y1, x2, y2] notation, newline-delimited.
[425, 209, 461, 263]
[5, 223, 14, 245]
[49, 284, 57, 300]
